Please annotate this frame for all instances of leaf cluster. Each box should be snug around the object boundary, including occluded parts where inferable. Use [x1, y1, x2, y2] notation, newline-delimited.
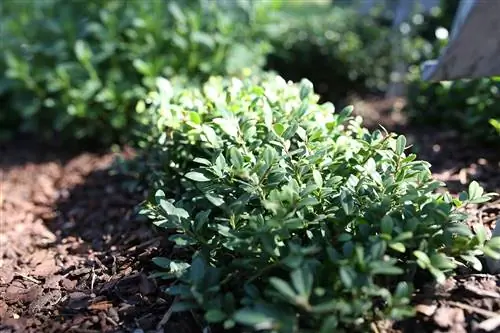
[136, 73, 500, 332]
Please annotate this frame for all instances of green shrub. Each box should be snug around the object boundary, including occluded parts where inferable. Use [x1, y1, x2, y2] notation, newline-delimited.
[406, 70, 500, 141]
[263, 5, 394, 100]
[0, 0, 270, 145]
[135, 72, 500, 332]
[261, 2, 443, 102]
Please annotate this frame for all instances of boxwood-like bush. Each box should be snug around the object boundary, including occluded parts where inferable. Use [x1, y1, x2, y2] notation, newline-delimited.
[406, 70, 500, 141]
[0, 0, 270, 145]
[135, 72, 500, 332]
[263, 5, 394, 100]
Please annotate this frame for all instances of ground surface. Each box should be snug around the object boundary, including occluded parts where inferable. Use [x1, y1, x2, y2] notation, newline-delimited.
[1, 99, 499, 333]
[0, 140, 196, 333]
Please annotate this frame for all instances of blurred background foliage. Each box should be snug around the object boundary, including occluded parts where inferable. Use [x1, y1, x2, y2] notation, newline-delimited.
[1, 0, 498, 146]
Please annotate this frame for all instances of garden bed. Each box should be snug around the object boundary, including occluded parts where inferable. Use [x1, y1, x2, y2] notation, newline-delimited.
[1, 100, 499, 333]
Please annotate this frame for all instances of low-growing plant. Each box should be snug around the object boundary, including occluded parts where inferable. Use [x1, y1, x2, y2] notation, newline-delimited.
[135, 73, 500, 332]
[0, 0, 270, 145]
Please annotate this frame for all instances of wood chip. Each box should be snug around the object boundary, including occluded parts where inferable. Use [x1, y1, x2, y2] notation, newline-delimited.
[415, 303, 438, 316]
[88, 301, 113, 311]
[463, 283, 500, 298]
[477, 316, 500, 332]
[433, 307, 465, 328]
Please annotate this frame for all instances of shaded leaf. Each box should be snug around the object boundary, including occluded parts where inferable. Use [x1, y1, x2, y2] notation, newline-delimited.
[185, 171, 210, 182]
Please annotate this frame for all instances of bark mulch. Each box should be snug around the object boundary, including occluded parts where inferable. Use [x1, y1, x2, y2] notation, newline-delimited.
[0, 139, 196, 333]
[1, 99, 499, 333]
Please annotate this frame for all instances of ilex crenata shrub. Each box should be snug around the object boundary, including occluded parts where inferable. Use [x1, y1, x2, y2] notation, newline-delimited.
[137, 73, 500, 332]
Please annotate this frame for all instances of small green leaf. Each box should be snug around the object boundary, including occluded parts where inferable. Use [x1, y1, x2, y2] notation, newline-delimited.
[468, 181, 484, 200]
[381, 215, 393, 235]
[168, 1, 186, 23]
[393, 232, 413, 242]
[339, 267, 353, 288]
[430, 253, 457, 270]
[189, 256, 206, 283]
[205, 309, 227, 323]
[189, 111, 201, 125]
[394, 281, 411, 298]
[371, 262, 404, 275]
[233, 309, 274, 328]
[214, 117, 239, 138]
[469, 196, 493, 204]
[339, 105, 353, 119]
[159, 199, 175, 215]
[487, 236, 500, 250]
[483, 246, 500, 260]
[229, 147, 244, 169]
[185, 171, 210, 182]
[202, 125, 220, 147]
[273, 123, 285, 136]
[290, 267, 313, 298]
[312, 169, 323, 188]
[263, 146, 275, 165]
[206, 193, 225, 206]
[132, 59, 151, 75]
[152, 257, 171, 268]
[460, 254, 483, 271]
[299, 79, 313, 100]
[389, 242, 406, 253]
[74, 40, 92, 62]
[282, 122, 298, 140]
[193, 157, 211, 166]
[473, 223, 488, 244]
[396, 135, 406, 155]
[414, 250, 431, 268]
[269, 277, 297, 301]
[155, 189, 166, 204]
[215, 153, 227, 174]
[429, 266, 446, 284]
[340, 190, 354, 215]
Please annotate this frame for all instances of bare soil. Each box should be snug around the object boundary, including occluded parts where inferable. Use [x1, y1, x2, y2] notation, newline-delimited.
[1, 100, 499, 333]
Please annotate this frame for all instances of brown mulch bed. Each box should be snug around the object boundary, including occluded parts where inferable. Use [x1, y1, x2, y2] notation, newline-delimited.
[0, 139, 196, 333]
[1, 99, 499, 333]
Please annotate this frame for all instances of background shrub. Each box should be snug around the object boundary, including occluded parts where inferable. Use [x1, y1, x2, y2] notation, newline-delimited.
[134, 73, 500, 332]
[260, 1, 452, 103]
[406, 74, 500, 141]
[0, 0, 270, 145]
[263, 4, 394, 101]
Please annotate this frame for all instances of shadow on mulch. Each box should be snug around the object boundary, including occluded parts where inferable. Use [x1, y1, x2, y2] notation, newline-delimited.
[0, 134, 106, 171]
[0, 141, 198, 333]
